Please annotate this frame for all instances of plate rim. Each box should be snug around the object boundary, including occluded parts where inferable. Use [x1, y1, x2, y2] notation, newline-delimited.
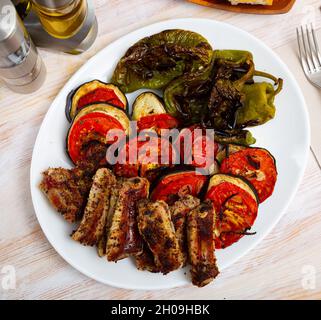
[30, 17, 311, 290]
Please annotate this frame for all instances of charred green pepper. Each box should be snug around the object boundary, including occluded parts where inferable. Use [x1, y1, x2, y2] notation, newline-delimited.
[214, 129, 256, 146]
[207, 50, 256, 130]
[236, 78, 283, 127]
[163, 60, 214, 124]
[213, 50, 255, 87]
[111, 29, 213, 93]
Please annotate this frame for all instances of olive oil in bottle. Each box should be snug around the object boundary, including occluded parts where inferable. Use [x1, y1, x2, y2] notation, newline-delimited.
[28, 0, 98, 54]
[32, 0, 87, 39]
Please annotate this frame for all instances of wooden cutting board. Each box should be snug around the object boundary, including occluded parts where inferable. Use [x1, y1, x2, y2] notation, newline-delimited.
[187, 0, 296, 14]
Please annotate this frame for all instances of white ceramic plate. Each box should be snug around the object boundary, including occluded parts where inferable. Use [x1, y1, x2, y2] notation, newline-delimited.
[30, 18, 310, 290]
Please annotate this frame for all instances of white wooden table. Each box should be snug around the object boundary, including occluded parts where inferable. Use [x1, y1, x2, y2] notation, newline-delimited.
[1, 0, 321, 300]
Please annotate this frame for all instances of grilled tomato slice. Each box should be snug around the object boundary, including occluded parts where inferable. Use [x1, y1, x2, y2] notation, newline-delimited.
[113, 135, 177, 181]
[150, 168, 208, 205]
[67, 104, 130, 165]
[206, 174, 259, 249]
[178, 125, 219, 173]
[137, 114, 179, 133]
[220, 147, 277, 202]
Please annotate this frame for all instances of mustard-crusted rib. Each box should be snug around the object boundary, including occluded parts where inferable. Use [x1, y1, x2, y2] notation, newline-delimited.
[106, 177, 149, 262]
[137, 200, 183, 274]
[72, 168, 116, 246]
[187, 200, 219, 287]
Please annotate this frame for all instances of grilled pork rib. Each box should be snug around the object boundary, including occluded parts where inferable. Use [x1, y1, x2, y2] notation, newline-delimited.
[187, 200, 219, 287]
[137, 200, 183, 274]
[135, 244, 160, 273]
[72, 168, 116, 246]
[106, 177, 149, 262]
[170, 195, 200, 265]
[39, 167, 92, 223]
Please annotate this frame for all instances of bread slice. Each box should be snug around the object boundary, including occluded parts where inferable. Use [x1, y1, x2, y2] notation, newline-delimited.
[228, 0, 273, 5]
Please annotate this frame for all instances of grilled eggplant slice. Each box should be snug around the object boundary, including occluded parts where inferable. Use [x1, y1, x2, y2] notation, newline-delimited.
[137, 199, 183, 274]
[187, 200, 219, 287]
[71, 168, 116, 246]
[66, 80, 128, 121]
[132, 92, 166, 121]
[39, 167, 92, 223]
[170, 195, 200, 265]
[67, 104, 130, 165]
[150, 168, 208, 205]
[105, 177, 149, 262]
[206, 174, 258, 249]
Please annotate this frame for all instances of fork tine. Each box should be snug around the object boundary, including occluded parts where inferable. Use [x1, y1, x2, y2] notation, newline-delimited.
[300, 25, 314, 72]
[297, 27, 310, 75]
[306, 24, 318, 70]
[311, 24, 321, 67]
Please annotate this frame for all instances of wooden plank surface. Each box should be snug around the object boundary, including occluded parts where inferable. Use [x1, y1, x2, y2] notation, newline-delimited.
[0, 0, 321, 300]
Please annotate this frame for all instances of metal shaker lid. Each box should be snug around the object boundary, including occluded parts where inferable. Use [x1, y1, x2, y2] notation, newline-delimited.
[32, 0, 75, 9]
[0, 0, 25, 57]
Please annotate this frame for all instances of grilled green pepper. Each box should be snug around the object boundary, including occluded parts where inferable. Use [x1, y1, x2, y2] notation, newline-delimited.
[111, 29, 213, 93]
[214, 129, 256, 146]
[163, 60, 214, 124]
[236, 78, 283, 127]
[213, 50, 255, 87]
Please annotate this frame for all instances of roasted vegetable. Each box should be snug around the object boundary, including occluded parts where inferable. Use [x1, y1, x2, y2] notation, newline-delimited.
[137, 114, 179, 133]
[112, 29, 213, 93]
[178, 125, 219, 174]
[220, 147, 277, 202]
[207, 79, 244, 130]
[236, 79, 283, 127]
[132, 92, 166, 120]
[216, 144, 246, 164]
[214, 129, 256, 146]
[150, 167, 208, 205]
[113, 136, 177, 182]
[206, 51, 282, 135]
[213, 50, 254, 86]
[164, 62, 214, 124]
[206, 174, 258, 249]
[67, 104, 130, 165]
[66, 80, 128, 121]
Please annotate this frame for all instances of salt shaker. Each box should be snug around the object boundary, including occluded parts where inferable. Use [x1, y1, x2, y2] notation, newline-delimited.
[0, 0, 46, 94]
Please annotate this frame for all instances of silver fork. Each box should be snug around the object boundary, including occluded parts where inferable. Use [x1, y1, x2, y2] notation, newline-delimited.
[297, 24, 321, 89]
